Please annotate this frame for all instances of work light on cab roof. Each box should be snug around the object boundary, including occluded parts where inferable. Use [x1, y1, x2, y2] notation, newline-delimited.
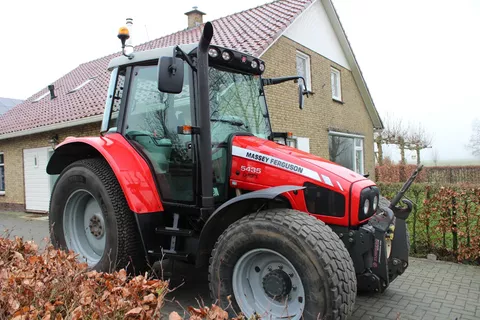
[207, 45, 265, 75]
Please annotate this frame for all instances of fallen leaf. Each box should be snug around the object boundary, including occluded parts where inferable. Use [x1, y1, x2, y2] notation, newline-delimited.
[13, 251, 24, 261]
[71, 306, 82, 320]
[125, 307, 143, 317]
[0, 268, 8, 279]
[8, 297, 20, 312]
[188, 306, 208, 317]
[44, 302, 55, 312]
[169, 311, 183, 320]
[143, 293, 156, 303]
[118, 269, 127, 282]
[42, 311, 51, 320]
[209, 305, 229, 319]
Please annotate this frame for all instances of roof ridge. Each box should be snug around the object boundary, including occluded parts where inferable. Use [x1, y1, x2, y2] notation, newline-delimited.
[78, 0, 290, 66]
[1, 0, 316, 136]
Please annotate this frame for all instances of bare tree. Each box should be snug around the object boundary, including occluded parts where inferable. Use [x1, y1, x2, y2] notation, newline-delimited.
[376, 114, 409, 165]
[376, 113, 432, 165]
[467, 118, 480, 158]
[432, 148, 439, 166]
[405, 123, 433, 165]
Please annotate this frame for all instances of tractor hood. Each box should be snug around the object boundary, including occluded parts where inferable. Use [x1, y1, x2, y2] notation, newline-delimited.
[231, 135, 369, 186]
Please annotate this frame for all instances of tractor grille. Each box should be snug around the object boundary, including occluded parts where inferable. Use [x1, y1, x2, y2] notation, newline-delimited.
[303, 182, 345, 217]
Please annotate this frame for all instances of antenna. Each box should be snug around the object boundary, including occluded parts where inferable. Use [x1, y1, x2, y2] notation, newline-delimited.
[144, 24, 150, 41]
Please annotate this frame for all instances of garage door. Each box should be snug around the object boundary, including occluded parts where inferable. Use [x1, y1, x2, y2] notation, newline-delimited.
[23, 147, 54, 212]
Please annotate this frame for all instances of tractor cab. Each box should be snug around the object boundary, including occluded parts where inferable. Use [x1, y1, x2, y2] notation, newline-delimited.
[102, 32, 307, 208]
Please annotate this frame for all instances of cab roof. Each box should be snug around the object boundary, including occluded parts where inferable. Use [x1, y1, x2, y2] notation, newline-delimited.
[108, 44, 197, 70]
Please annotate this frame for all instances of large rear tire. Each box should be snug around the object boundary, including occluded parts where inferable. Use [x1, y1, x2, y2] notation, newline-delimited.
[49, 158, 147, 274]
[208, 209, 356, 320]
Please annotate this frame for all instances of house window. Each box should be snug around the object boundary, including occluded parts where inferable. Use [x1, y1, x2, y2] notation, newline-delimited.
[331, 67, 342, 101]
[0, 153, 4, 194]
[274, 137, 297, 148]
[296, 51, 311, 91]
[328, 132, 364, 174]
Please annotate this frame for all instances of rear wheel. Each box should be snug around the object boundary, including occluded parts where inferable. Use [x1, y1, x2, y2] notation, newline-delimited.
[208, 209, 356, 320]
[49, 158, 147, 274]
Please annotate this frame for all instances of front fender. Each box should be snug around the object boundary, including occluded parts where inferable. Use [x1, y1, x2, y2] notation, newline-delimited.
[195, 185, 304, 267]
[47, 133, 163, 213]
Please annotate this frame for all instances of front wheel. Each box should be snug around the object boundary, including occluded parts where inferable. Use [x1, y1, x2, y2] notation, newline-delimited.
[208, 209, 356, 320]
[49, 158, 147, 274]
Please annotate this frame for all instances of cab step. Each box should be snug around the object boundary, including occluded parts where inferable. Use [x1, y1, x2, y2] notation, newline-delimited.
[155, 227, 193, 237]
[151, 251, 191, 262]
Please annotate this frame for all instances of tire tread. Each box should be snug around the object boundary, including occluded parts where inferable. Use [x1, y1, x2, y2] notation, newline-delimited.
[208, 208, 356, 320]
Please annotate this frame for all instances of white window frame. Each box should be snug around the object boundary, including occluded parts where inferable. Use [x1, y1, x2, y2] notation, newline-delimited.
[328, 131, 364, 174]
[0, 152, 4, 195]
[331, 67, 342, 101]
[296, 51, 312, 92]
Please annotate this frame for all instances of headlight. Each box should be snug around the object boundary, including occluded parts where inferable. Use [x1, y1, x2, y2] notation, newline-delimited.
[363, 199, 370, 215]
[222, 51, 232, 61]
[373, 195, 379, 211]
[208, 48, 219, 58]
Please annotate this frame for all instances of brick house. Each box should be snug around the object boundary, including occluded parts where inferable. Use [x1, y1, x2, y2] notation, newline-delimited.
[0, 0, 383, 212]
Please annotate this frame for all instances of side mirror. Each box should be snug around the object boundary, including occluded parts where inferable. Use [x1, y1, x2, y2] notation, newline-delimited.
[158, 57, 184, 94]
[298, 84, 305, 109]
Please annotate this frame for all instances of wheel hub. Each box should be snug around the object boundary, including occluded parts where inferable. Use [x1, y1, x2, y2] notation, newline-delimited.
[262, 268, 292, 299]
[88, 214, 104, 239]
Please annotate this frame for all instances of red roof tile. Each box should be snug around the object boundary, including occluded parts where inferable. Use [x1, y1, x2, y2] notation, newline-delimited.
[0, 0, 312, 136]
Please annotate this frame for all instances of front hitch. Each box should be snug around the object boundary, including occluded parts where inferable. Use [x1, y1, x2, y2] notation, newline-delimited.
[361, 165, 423, 292]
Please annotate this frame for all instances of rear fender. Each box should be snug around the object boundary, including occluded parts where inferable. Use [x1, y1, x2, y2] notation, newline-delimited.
[195, 185, 304, 268]
[47, 134, 163, 213]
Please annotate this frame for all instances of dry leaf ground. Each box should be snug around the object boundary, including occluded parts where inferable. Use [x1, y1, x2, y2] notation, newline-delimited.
[0, 236, 249, 320]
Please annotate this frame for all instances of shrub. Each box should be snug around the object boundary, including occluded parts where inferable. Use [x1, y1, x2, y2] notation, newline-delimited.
[0, 237, 245, 320]
[377, 183, 480, 263]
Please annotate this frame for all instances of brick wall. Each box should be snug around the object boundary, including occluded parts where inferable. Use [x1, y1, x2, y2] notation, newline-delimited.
[0, 122, 100, 211]
[262, 36, 375, 176]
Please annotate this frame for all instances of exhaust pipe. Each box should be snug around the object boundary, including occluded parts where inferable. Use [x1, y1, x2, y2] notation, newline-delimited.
[197, 22, 214, 208]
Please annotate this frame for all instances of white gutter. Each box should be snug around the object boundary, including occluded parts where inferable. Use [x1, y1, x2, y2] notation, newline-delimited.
[0, 115, 103, 141]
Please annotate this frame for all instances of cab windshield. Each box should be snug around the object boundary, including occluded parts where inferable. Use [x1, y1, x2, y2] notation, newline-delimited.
[208, 67, 271, 144]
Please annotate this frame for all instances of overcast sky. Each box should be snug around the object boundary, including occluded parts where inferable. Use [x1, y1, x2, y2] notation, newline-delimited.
[1, 0, 479, 163]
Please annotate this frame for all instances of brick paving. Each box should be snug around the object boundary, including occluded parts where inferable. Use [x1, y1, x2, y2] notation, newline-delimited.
[354, 258, 480, 320]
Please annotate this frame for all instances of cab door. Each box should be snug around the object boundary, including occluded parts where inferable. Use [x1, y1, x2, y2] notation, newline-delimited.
[123, 64, 196, 204]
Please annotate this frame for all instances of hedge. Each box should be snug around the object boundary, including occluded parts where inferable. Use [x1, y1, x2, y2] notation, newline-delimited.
[376, 164, 480, 184]
[377, 183, 480, 263]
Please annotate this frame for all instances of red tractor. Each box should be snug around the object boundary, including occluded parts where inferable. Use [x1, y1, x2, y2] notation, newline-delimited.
[47, 23, 418, 319]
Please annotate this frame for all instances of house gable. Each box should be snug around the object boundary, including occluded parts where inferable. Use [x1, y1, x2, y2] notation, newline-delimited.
[283, 0, 351, 70]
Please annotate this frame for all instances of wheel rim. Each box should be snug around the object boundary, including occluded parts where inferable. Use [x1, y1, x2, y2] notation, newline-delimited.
[232, 248, 306, 319]
[63, 190, 106, 266]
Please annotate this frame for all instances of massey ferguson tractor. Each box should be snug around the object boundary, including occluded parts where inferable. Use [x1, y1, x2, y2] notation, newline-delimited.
[46, 22, 420, 319]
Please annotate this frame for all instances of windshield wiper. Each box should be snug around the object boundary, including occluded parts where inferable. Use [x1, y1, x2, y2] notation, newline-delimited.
[211, 118, 248, 128]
